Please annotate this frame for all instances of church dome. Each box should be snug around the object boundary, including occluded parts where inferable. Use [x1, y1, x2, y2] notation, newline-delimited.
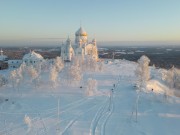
[75, 27, 87, 36]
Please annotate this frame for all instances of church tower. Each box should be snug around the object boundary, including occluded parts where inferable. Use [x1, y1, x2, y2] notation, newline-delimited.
[61, 37, 74, 61]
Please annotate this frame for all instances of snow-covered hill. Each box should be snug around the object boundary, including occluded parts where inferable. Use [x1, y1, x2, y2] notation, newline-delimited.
[0, 59, 180, 135]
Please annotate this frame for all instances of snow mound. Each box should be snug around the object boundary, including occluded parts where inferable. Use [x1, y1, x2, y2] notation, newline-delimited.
[146, 80, 180, 97]
[146, 80, 170, 94]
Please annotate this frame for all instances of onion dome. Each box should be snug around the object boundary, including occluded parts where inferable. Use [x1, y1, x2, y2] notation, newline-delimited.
[75, 27, 87, 36]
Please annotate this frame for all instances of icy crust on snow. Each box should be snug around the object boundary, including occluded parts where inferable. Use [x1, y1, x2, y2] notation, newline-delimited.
[0, 59, 180, 135]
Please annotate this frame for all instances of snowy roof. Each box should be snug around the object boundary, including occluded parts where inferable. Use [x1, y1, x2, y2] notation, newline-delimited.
[23, 51, 43, 60]
[75, 27, 87, 36]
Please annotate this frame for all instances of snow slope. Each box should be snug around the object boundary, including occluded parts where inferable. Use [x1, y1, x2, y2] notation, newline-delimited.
[0, 59, 180, 135]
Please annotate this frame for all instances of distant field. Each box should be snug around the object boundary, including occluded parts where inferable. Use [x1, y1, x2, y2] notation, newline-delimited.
[98, 46, 180, 69]
[1, 45, 180, 69]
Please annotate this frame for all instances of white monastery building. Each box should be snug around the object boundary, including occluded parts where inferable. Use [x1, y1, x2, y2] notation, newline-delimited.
[61, 37, 74, 61]
[8, 51, 44, 69]
[61, 27, 98, 61]
[8, 60, 22, 68]
[23, 50, 44, 66]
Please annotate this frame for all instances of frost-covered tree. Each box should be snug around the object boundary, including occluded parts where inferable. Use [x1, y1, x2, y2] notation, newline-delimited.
[83, 56, 97, 71]
[10, 69, 22, 89]
[162, 66, 180, 89]
[71, 56, 83, 70]
[162, 67, 174, 88]
[26, 65, 41, 88]
[68, 64, 82, 82]
[54, 56, 64, 72]
[174, 68, 180, 89]
[135, 55, 150, 90]
[19, 62, 27, 77]
[41, 59, 51, 71]
[49, 65, 58, 87]
[24, 115, 32, 132]
[28, 66, 39, 81]
[86, 78, 98, 96]
[98, 61, 103, 71]
[62, 59, 82, 85]
[34, 62, 42, 74]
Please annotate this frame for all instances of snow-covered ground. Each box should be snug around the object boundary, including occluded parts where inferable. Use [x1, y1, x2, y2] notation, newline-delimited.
[0, 59, 180, 135]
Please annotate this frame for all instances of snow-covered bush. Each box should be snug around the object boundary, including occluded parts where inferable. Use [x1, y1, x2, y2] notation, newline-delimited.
[135, 55, 150, 90]
[86, 78, 98, 96]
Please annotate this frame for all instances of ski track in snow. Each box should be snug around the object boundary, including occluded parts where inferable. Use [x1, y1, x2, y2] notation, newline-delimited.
[59, 97, 88, 114]
[30, 97, 92, 135]
[90, 80, 117, 135]
[1, 60, 180, 135]
[61, 100, 104, 135]
[90, 98, 109, 135]
[100, 91, 114, 135]
[0, 97, 89, 135]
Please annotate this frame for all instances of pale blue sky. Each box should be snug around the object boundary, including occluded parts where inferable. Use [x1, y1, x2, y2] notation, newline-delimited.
[0, 0, 180, 46]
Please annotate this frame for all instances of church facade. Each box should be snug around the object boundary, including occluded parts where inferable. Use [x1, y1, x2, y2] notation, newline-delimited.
[61, 27, 98, 61]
